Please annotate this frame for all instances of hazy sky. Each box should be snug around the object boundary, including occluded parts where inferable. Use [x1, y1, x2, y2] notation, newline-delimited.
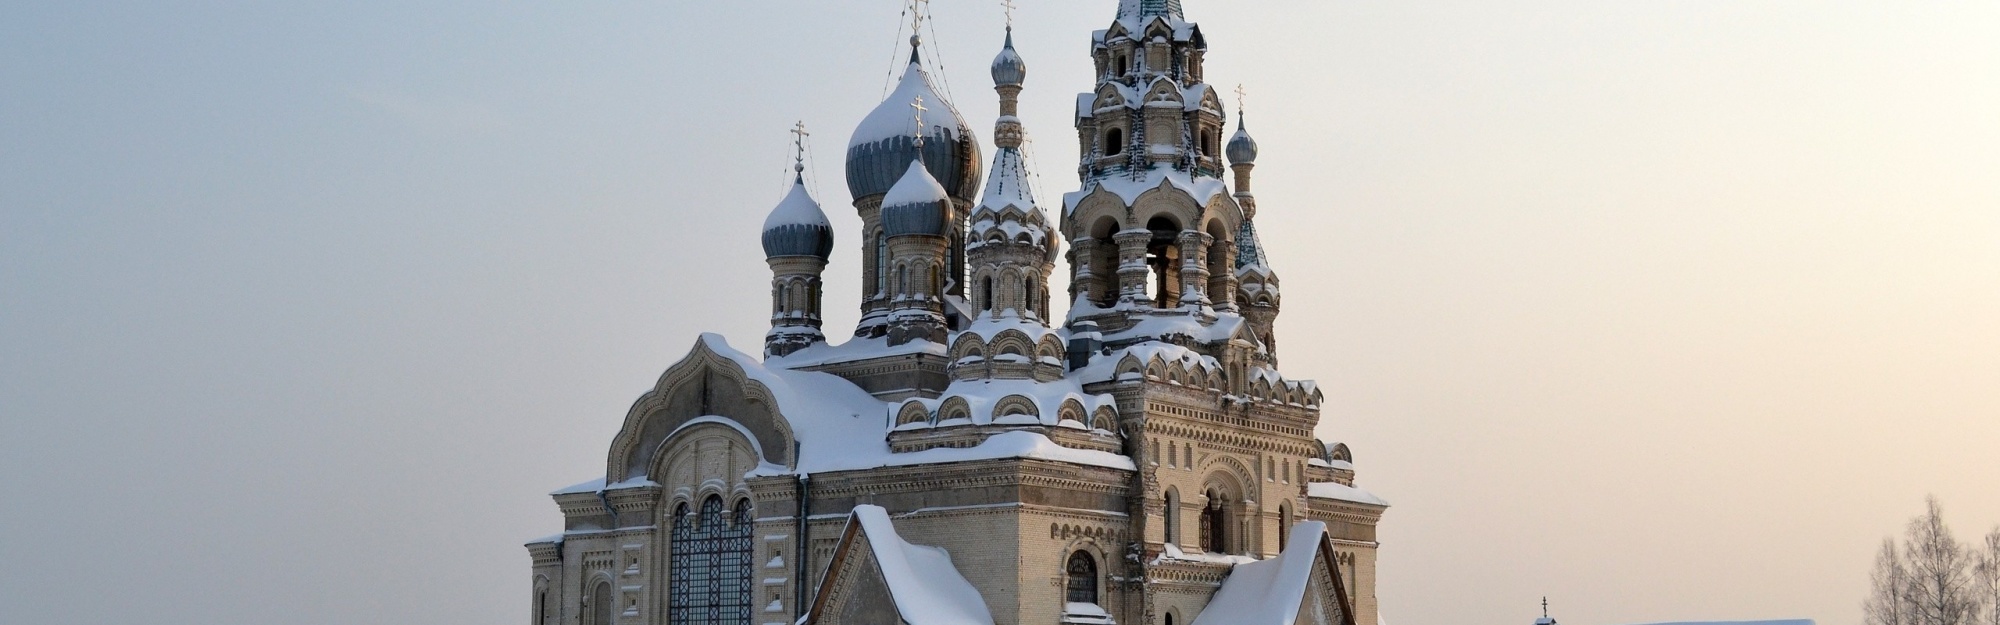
[3, 2, 1997, 624]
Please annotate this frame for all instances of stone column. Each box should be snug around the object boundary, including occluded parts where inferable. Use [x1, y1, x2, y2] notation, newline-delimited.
[1178, 230, 1213, 309]
[1114, 229, 1153, 308]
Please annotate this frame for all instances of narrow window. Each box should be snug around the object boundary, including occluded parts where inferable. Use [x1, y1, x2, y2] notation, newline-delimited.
[587, 581, 614, 625]
[1164, 489, 1180, 545]
[896, 266, 907, 296]
[1105, 128, 1124, 156]
[1201, 492, 1228, 553]
[1065, 551, 1099, 604]
[981, 276, 994, 312]
[1280, 503, 1293, 546]
[1166, 614, 1176, 625]
[874, 232, 888, 296]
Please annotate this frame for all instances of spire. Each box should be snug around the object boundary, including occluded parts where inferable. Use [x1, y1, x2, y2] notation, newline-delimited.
[968, 17, 1056, 326]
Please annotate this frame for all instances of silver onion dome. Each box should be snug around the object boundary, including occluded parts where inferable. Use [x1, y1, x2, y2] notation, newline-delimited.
[761, 175, 835, 259]
[990, 30, 1026, 87]
[879, 160, 952, 237]
[1226, 120, 1259, 165]
[846, 52, 983, 202]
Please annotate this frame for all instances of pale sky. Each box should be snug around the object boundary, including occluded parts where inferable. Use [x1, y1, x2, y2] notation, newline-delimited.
[2, 2, 1997, 625]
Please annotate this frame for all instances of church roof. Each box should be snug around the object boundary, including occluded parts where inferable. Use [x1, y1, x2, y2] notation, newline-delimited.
[810, 505, 995, 625]
[1192, 521, 1352, 625]
[847, 58, 982, 201]
[762, 176, 835, 259]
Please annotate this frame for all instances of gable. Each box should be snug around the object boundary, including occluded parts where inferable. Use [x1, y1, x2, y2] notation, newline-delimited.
[1192, 521, 1354, 625]
[604, 335, 798, 483]
[806, 506, 993, 625]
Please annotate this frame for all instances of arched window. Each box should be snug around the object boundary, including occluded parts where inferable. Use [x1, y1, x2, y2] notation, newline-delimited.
[534, 585, 549, 625]
[1200, 491, 1228, 554]
[586, 580, 614, 625]
[1145, 216, 1182, 308]
[1167, 444, 1176, 468]
[670, 496, 754, 625]
[1025, 276, 1039, 317]
[1117, 54, 1130, 76]
[1105, 128, 1125, 156]
[1065, 551, 1099, 604]
[1163, 488, 1180, 546]
[1166, 613, 1176, 625]
[895, 265, 908, 297]
[981, 276, 994, 312]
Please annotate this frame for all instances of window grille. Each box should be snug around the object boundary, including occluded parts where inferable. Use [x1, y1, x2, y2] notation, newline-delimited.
[1065, 551, 1099, 604]
[670, 496, 755, 625]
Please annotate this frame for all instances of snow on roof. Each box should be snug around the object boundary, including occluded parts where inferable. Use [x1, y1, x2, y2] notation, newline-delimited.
[879, 430, 1135, 471]
[897, 377, 1119, 432]
[846, 505, 996, 625]
[1191, 520, 1330, 625]
[763, 177, 830, 230]
[885, 160, 951, 207]
[659, 335, 1133, 476]
[978, 147, 1037, 212]
[766, 334, 948, 369]
[1308, 481, 1390, 507]
[1062, 165, 1230, 215]
[850, 61, 966, 150]
[550, 476, 658, 496]
[694, 334, 899, 475]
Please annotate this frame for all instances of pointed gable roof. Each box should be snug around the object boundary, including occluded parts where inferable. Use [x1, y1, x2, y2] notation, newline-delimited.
[806, 505, 995, 625]
[1192, 521, 1356, 625]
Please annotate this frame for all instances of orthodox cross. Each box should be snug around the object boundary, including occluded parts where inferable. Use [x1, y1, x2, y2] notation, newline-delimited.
[1541, 597, 1550, 619]
[789, 121, 809, 175]
[1235, 83, 1248, 117]
[1002, 0, 1016, 29]
[909, 0, 930, 37]
[910, 95, 929, 150]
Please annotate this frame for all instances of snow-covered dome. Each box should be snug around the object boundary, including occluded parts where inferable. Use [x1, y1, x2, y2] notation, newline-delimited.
[1226, 122, 1259, 165]
[847, 53, 982, 203]
[880, 160, 952, 237]
[761, 175, 834, 259]
[990, 31, 1026, 87]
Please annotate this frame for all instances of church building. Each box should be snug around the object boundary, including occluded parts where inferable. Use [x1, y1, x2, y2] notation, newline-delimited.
[525, 2, 1389, 624]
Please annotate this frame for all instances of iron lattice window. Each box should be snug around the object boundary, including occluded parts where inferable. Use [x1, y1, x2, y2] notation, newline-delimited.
[1066, 551, 1099, 604]
[670, 496, 755, 625]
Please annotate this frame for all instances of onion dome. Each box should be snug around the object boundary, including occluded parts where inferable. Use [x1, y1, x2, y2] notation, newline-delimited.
[761, 174, 834, 259]
[846, 49, 983, 202]
[1227, 117, 1260, 165]
[880, 160, 952, 237]
[990, 30, 1026, 87]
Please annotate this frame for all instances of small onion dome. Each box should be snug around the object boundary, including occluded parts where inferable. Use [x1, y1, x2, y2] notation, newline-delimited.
[880, 160, 952, 237]
[846, 56, 983, 202]
[1227, 121, 1260, 165]
[761, 175, 834, 259]
[990, 30, 1026, 87]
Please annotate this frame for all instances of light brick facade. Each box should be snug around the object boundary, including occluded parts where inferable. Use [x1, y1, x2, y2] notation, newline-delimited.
[526, 3, 1386, 625]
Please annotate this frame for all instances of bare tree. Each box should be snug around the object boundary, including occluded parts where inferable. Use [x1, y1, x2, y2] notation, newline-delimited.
[1869, 537, 1915, 625]
[1974, 527, 2000, 625]
[1906, 496, 1978, 625]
